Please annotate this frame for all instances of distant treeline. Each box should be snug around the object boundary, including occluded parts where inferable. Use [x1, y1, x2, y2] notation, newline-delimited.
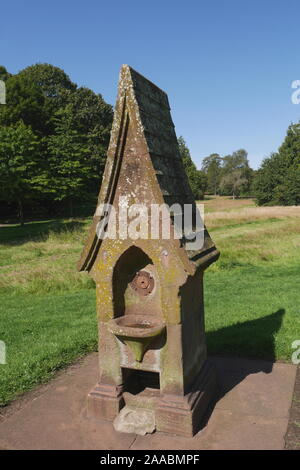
[178, 138, 254, 200]
[0, 63, 299, 224]
[180, 123, 300, 206]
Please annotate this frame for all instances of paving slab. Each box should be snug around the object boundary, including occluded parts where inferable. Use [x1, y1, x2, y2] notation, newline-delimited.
[210, 357, 296, 418]
[0, 354, 296, 450]
[0, 354, 136, 450]
[131, 411, 289, 450]
[285, 365, 300, 450]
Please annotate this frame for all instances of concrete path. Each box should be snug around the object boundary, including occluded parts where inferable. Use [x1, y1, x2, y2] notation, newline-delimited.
[0, 354, 296, 450]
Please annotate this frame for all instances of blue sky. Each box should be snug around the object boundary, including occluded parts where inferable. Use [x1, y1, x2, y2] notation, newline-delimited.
[1, 0, 300, 169]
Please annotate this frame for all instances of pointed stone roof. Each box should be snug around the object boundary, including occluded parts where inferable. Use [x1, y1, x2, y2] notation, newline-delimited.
[78, 65, 219, 272]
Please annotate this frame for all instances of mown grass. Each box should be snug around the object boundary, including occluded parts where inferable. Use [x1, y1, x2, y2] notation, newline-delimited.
[0, 290, 96, 405]
[0, 197, 299, 406]
[205, 264, 299, 360]
[0, 219, 97, 405]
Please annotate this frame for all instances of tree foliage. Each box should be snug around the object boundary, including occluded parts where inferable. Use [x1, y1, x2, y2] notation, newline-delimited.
[178, 136, 207, 200]
[201, 153, 222, 195]
[254, 123, 300, 205]
[201, 148, 253, 197]
[0, 122, 40, 224]
[0, 74, 47, 133]
[0, 66, 11, 82]
[0, 63, 113, 222]
[219, 169, 248, 199]
[220, 149, 253, 197]
[47, 106, 91, 213]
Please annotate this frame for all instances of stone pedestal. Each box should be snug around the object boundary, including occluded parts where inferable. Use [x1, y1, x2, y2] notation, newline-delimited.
[156, 362, 217, 437]
[87, 362, 216, 437]
[87, 383, 124, 422]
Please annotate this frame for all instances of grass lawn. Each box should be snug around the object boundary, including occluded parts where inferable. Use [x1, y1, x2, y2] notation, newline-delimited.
[0, 290, 96, 405]
[0, 197, 300, 406]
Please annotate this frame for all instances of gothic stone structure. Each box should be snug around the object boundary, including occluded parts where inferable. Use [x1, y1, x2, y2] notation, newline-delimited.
[78, 65, 219, 437]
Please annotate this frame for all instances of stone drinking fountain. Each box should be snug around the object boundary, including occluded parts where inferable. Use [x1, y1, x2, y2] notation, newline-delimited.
[78, 65, 219, 437]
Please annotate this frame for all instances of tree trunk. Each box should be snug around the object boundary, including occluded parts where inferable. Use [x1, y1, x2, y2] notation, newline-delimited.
[17, 198, 24, 226]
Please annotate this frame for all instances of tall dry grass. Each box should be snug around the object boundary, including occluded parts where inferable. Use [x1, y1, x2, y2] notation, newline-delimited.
[206, 205, 300, 220]
[0, 221, 94, 294]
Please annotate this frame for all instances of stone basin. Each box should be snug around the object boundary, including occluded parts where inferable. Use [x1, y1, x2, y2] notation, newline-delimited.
[108, 315, 165, 362]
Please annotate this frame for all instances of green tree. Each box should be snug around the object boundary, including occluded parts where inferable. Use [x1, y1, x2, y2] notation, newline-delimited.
[64, 87, 113, 195]
[254, 122, 300, 205]
[281, 164, 300, 205]
[222, 149, 249, 172]
[0, 62, 114, 217]
[0, 65, 11, 82]
[253, 153, 285, 205]
[18, 63, 77, 134]
[0, 122, 40, 224]
[219, 169, 248, 199]
[47, 106, 91, 216]
[201, 153, 222, 195]
[0, 73, 47, 134]
[178, 136, 207, 200]
[220, 149, 253, 197]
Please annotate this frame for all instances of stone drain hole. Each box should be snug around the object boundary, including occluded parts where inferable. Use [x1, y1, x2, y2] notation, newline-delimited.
[122, 368, 160, 395]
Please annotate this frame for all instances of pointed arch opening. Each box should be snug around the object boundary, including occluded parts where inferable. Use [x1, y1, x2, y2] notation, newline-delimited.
[112, 246, 161, 319]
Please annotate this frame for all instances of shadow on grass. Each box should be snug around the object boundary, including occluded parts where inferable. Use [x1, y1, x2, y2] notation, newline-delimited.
[199, 309, 286, 432]
[0, 219, 86, 246]
[207, 308, 285, 362]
